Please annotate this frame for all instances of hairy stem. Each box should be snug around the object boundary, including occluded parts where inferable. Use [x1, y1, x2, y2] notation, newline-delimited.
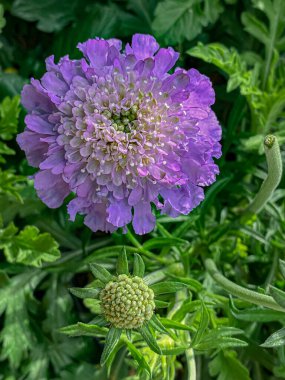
[205, 258, 285, 312]
[244, 135, 282, 218]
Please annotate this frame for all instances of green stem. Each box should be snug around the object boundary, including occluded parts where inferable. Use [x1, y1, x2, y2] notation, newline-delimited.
[262, 1, 280, 90]
[205, 258, 285, 312]
[244, 135, 282, 218]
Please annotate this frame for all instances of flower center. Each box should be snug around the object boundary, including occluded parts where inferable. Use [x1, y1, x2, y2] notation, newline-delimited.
[103, 105, 138, 133]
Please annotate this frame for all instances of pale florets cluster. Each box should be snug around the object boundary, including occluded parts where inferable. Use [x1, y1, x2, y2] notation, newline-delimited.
[100, 274, 155, 329]
[17, 34, 222, 234]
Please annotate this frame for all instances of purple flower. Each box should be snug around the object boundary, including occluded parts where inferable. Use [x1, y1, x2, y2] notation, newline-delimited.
[17, 34, 222, 235]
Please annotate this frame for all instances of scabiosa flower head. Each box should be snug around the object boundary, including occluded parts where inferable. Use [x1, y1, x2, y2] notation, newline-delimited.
[100, 274, 155, 329]
[17, 34, 222, 234]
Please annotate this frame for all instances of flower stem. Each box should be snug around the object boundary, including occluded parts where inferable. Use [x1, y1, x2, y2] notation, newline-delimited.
[205, 258, 285, 312]
[244, 135, 282, 218]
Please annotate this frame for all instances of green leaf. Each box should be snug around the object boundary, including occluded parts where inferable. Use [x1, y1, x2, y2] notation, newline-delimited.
[209, 350, 251, 380]
[138, 324, 162, 354]
[160, 317, 194, 332]
[0, 5, 6, 44]
[191, 301, 210, 346]
[154, 299, 170, 308]
[279, 259, 285, 279]
[195, 327, 247, 350]
[269, 286, 285, 308]
[133, 253, 145, 277]
[0, 96, 20, 140]
[0, 225, 60, 267]
[60, 322, 108, 338]
[149, 314, 171, 336]
[69, 287, 100, 300]
[230, 297, 285, 322]
[142, 237, 188, 250]
[150, 281, 188, 295]
[83, 299, 102, 314]
[116, 247, 129, 275]
[152, 0, 223, 44]
[261, 327, 285, 347]
[52, 4, 118, 59]
[125, 340, 151, 376]
[241, 12, 269, 46]
[0, 170, 26, 201]
[11, 0, 78, 32]
[89, 263, 113, 283]
[101, 327, 122, 366]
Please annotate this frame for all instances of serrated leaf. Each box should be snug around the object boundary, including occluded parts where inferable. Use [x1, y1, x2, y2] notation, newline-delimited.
[133, 253, 145, 277]
[150, 281, 188, 295]
[152, 0, 223, 44]
[0, 96, 20, 140]
[116, 247, 129, 275]
[138, 324, 162, 354]
[69, 287, 99, 299]
[89, 263, 113, 283]
[101, 327, 122, 366]
[0, 225, 60, 267]
[261, 327, 285, 347]
[11, 0, 78, 33]
[195, 327, 248, 350]
[209, 350, 251, 380]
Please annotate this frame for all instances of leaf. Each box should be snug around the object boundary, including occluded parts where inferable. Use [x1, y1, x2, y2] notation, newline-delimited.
[0, 170, 26, 201]
[0, 290, 32, 369]
[149, 314, 171, 336]
[116, 247, 129, 275]
[150, 281, 188, 295]
[69, 287, 100, 300]
[229, 297, 285, 322]
[100, 327, 122, 366]
[241, 12, 269, 46]
[89, 263, 113, 284]
[154, 300, 170, 308]
[261, 327, 285, 347]
[133, 253, 145, 277]
[269, 286, 285, 308]
[11, 0, 78, 32]
[60, 322, 108, 338]
[0, 225, 60, 267]
[191, 301, 210, 346]
[143, 237, 188, 250]
[0, 5, 6, 43]
[138, 324, 162, 354]
[279, 259, 285, 279]
[152, 0, 223, 44]
[160, 317, 194, 332]
[195, 327, 248, 350]
[125, 340, 151, 376]
[209, 350, 251, 380]
[0, 96, 20, 140]
[52, 4, 119, 59]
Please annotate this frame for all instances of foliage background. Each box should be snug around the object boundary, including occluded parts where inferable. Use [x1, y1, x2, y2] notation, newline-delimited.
[0, 0, 285, 379]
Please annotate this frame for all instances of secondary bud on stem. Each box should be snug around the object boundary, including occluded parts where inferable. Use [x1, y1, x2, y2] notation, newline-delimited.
[100, 274, 155, 329]
[243, 134, 283, 219]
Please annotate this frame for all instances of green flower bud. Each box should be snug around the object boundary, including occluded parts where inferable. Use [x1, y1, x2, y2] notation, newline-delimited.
[100, 274, 155, 329]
